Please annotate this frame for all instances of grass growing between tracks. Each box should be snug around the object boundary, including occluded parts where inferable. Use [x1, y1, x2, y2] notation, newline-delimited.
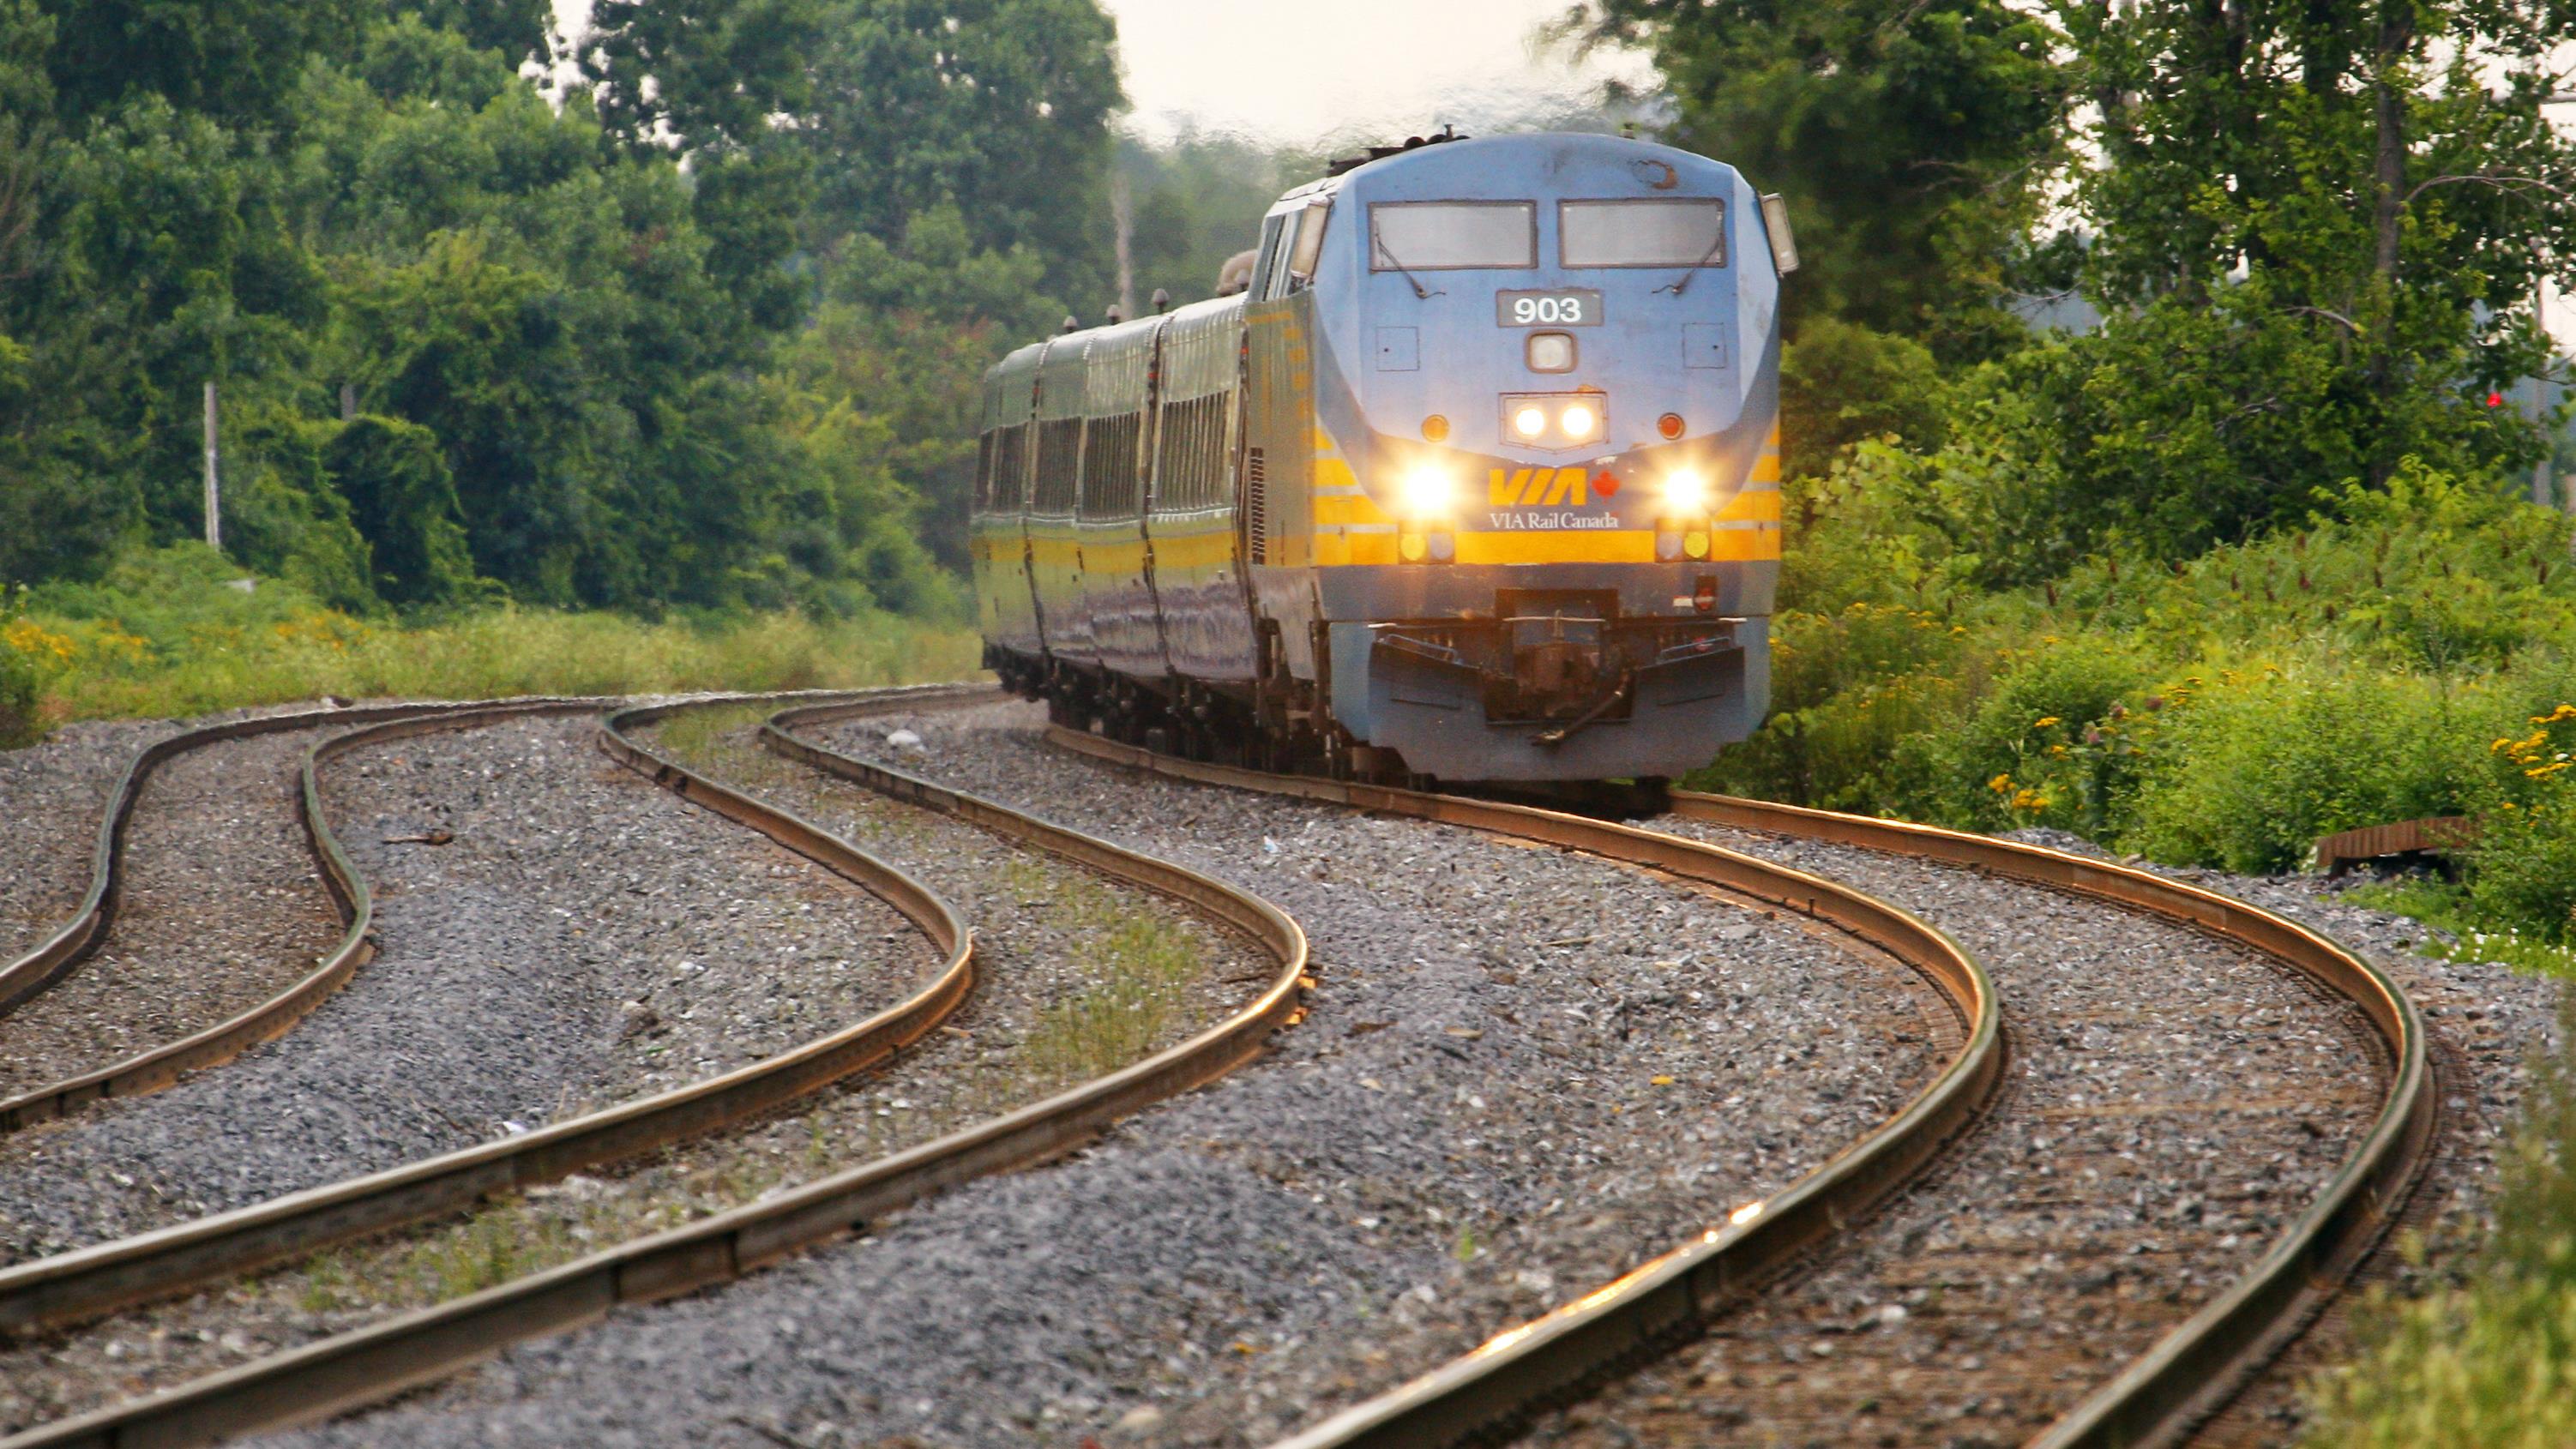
[0, 546, 978, 743]
[2302, 997, 2576, 1445]
[1003, 857, 1209, 1089]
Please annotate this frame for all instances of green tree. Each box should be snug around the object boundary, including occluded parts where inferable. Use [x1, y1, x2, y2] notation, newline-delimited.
[801, 0, 1125, 306]
[324, 414, 480, 605]
[403, 0, 553, 63]
[39, 0, 370, 129]
[2061, 0, 2576, 490]
[1578, 0, 2071, 358]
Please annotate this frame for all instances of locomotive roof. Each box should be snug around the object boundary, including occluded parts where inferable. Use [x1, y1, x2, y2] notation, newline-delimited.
[1280, 130, 1741, 208]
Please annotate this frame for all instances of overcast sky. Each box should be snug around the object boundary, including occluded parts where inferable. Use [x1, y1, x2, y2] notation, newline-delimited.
[1094, 0, 1654, 147]
[551, 2, 1650, 150]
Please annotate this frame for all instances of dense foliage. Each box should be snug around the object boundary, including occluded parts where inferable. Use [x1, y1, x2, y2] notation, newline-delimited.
[1593, 0, 2576, 933]
[0, 0, 1131, 615]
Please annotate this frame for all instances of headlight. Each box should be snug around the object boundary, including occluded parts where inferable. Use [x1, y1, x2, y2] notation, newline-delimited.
[1660, 469, 1711, 515]
[1398, 463, 1458, 517]
[1560, 402, 1598, 439]
[1512, 406, 1548, 440]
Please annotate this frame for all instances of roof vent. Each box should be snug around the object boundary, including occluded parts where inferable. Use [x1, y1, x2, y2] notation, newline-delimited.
[1325, 123, 1466, 179]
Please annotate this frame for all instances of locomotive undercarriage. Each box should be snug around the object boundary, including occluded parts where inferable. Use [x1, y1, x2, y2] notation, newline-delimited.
[989, 644, 1431, 786]
[987, 598, 1753, 788]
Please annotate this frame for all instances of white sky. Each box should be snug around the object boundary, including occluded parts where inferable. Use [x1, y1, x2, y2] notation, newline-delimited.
[551, 2, 1655, 151]
[1095, 0, 1656, 147]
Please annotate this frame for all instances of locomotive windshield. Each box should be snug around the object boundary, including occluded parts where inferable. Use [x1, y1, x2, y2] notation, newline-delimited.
[1559, 199, 1726, 268]
[1369, 201, 1537, 270]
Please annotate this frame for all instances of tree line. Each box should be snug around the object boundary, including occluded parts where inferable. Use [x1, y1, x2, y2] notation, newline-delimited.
[0, 0, 1144, 619]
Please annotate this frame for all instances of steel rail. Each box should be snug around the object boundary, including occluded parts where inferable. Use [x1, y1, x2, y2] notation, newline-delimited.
[1, 692, 1309, 1449]
[0, 687, 978, 1342]
[0, 698, 606, 1133]
[1664, 791, 2436, 1449]
[1038, 726, 2006, 1449]
[0, 697, 615, 1023]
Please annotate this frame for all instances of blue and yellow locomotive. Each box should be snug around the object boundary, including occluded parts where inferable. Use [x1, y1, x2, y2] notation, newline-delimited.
[970, 129, 1795, 783]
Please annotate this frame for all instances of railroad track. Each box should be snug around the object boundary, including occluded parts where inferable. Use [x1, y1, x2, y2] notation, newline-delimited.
[0, 693, 1986, 1446]
[0, 692, 1309, 1448]
[0, 698, 603, 1127]
[0, 694, 2434, 1446]
[0, 688, 982, 1338]
[1032, 732, 2428, 1449]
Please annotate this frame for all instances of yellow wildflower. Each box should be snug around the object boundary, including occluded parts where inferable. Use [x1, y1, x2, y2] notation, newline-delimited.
[2032, 716, 2061, 729]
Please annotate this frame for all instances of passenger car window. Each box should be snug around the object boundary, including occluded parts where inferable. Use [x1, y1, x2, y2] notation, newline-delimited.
[1369, 201, 1537, 271]
[1559, 199, 1726, 268]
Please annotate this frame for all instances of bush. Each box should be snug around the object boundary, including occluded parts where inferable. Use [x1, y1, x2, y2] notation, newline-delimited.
[0, 587, 68, 748]
[1694, 602, 1971, 809]
[1906, 637, 2157, 833]
[2125, 667, 2494, 874]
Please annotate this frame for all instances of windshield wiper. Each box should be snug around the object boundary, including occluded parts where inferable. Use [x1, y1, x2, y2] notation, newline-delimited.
[1372, 237, 1447, 300]
[1655, 231, 1727, 297]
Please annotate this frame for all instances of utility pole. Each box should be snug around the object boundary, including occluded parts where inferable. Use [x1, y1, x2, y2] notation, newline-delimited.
[1110, 170, 1136, 322]
[202, 382, 221, 552]
[2540, 282, 2558, 510]
[340, 383, 357, 422]
[2540, 95, 2573, 510]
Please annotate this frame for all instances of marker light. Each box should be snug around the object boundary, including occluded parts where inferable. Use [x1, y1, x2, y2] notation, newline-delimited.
[1658, 412, 1686, 440]
[1398, 463, 1458, 518]
[1513, 406, 1548, 439]
[1560, 403, 1598, 439]
[1661, 469, 1712, 514]
[1422, 413, 1450, 442]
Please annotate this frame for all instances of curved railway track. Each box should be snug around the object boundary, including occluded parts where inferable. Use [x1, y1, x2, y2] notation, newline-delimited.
[0, 692, 2436, 1447]
[0, 693, 1310, 1448]
[0, 698, 599, 1127]
[0, 688, 983, 1343]
[1033, 732, 2426, 1449]
[0, 694, 1990, 1447]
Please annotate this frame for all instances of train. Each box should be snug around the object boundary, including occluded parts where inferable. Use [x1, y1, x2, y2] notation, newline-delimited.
[968, 129, 1794, 784]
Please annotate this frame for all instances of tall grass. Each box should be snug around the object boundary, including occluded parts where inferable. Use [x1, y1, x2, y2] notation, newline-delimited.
[2, 546, 979, 737]
[2302, 998, 2576, 1445]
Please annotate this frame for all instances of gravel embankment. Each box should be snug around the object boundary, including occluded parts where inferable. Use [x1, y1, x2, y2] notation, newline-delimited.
[0, 709, 1261, 1434]
[262, 701, 1943, 1449]
[0, 714, 931, 1272]
[1510, 820, 2423, 1447]
[0, 718, 213, 965]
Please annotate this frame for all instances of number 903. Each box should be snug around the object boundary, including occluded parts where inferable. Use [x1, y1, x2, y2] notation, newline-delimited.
[1513, 294, 1582, 325]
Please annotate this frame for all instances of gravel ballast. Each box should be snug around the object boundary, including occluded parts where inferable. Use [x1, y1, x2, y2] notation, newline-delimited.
[0, 713, 932, 1275]
[257, 701, 1943, 1449]
[1509, 819, 2417, 1447]
[0, 727, 347, 1100]
[0, 717, 228, 969]
[2005, 829, 2563, 1446]
[0, 706, 1261, 1434]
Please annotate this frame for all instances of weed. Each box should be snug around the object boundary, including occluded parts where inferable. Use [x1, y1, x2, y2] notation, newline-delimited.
[2302, 995, 2576, 1442]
